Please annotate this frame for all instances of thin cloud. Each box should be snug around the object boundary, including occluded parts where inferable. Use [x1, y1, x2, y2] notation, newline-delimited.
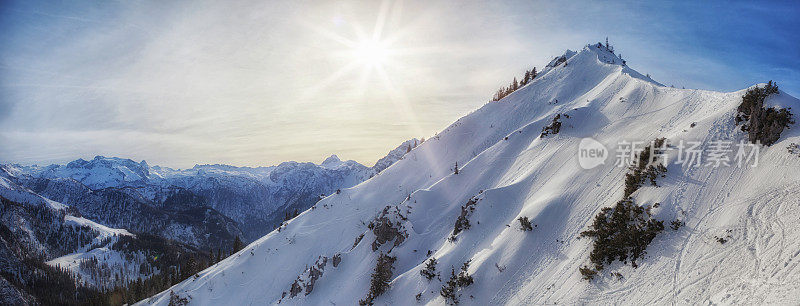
[0, 0, 797, 168]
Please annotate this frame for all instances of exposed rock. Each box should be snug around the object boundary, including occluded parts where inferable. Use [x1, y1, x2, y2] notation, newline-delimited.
[451, 197, 480, 240]
[285, 254, 342, 299]
[332, 254, 342, 267]
[541, 114, 564, 137]
[369, 206, 408, 251]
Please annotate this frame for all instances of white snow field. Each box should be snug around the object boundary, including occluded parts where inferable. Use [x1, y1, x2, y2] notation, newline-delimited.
[46, 215, 140, 288]
[139, 44, 800, 305]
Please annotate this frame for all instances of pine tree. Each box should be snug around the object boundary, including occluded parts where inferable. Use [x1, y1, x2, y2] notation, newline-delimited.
[181, 257, 197, 279]
[360, 253, 396, 305]
[511, 77, 519, 91]
[454, 162, 459, 175]
[420, 258, 438, 280]
[233, 236, 243, 254]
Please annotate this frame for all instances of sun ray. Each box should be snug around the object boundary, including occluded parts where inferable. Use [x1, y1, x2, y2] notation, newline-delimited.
[372, 0, 391, 41]
[303, 0, 444, 137]
[373, 63, 448, 178]
[374, 65, 425, 137]
[380, 4, 437, 47]
[301, 60, 362, 100]
[355, 65, 373, 97]
[350, 19, 369, 43]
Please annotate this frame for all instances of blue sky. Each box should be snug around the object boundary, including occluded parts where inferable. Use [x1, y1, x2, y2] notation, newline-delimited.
[1, 0, 798, 168]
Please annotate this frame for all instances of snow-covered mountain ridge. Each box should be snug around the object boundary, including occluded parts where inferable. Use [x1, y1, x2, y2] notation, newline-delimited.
[14, 154, 371, 190]
[140, 43, 800, 305]
[0, 171, 221, 304]
[2, 164, 245, 250]
[6, 151, 403, 241]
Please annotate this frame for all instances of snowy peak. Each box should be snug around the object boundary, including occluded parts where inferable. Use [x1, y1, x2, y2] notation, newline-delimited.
[535, 43, 660, 88]
[38, 155, 155, 189]
[585, 42, 624, 65]
[142, 42, 800, 305]
[320, 154, 372, 171]
[320, 154, 343, 169]
[322, 154, 341, 165]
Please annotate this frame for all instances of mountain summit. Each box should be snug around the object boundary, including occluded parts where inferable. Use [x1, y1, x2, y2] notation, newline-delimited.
[141, 43, 800, 305]
[321, 154, 342, 167]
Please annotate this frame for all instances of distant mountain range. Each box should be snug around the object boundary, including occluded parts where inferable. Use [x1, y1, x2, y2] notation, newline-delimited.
[0, 139, 419, 304]
[2, 138, 418, 244]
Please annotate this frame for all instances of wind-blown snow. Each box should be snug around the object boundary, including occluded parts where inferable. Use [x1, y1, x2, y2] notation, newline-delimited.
[140, 44, 800, 305]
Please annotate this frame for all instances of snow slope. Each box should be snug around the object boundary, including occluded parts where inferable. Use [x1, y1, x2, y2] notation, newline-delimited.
[62, 215, 133, 239]
[45, 215, 142, 288]
[140, 43, 800, 305]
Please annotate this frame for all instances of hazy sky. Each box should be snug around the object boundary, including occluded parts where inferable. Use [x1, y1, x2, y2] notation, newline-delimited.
[1, 0, 798, 168]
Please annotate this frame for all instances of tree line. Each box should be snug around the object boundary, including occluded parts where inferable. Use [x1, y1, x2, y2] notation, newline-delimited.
[491, 67, 538, 102]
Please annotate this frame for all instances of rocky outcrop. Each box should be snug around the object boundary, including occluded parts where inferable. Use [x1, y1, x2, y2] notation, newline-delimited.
[369, 206, 408, 251]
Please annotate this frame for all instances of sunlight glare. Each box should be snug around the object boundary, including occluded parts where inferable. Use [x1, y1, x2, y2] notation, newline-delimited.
[354, 39, 390, 67]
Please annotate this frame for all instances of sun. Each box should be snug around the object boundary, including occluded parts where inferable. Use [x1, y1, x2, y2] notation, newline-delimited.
[353, 39, 390, 68]
[300, 0, 423, 99]
[299, 0, 429, 147]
